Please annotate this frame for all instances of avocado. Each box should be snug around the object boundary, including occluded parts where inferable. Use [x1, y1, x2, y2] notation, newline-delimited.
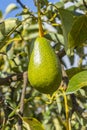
[28, 37, 62, 94]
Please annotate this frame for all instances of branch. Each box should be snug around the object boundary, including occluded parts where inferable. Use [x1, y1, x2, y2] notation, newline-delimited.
[56, 48, 66, 59]
[16, 0, 27, 9]
[0, 92, 4, 112]
[18, 71, 28, 130]
[60, 65, 69, 90]
[0, 72, 23, 85]
[83, 0, 87, 9]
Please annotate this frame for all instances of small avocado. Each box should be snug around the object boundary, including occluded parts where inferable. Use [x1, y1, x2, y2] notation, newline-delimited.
[28, 37, 62, 94]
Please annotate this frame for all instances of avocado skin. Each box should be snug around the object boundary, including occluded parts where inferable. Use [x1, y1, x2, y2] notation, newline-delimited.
[28, 37, 62, 94]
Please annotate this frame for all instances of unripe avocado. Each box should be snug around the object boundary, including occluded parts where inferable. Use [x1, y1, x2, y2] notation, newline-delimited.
[28, 37, 62, 94]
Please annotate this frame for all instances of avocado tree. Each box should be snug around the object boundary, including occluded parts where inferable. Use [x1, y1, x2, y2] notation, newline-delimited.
[0, 0, 87, 130]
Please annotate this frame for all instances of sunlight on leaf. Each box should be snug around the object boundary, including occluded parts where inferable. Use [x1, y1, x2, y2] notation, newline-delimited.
[5, 3, 18, 15]
[0, 18, 20, 49]
[23, 117, 45, 130]
[66, 71, 87, 94]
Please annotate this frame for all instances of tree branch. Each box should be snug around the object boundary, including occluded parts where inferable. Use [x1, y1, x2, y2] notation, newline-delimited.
[18, 71, 28, 130]
[16, 0, 27, 9]
[60, 65, 69, 90]
[56, 48, 66, 59]
[83, 0, 87, 9]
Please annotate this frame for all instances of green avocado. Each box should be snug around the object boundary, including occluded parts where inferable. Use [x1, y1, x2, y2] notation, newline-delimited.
[28, 37, 62, 94]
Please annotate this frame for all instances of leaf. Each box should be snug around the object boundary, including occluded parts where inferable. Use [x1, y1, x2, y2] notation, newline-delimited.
[58, 9, 74, 54]
[5, 3, 18, 15]
[66, 71, 87, 94]
[0, 10, 2, 18]
[8, 105, 19, 118]
[23, 117, 45, 130]
[55, 2, 64, 8]
[40, 0, 48, 8]
[68, 15, 87, 48]
[23, 23, 39, 40]
[66, 67, 86, 79]
[0, 18, 20, 49]
[45, 33, 64, 45]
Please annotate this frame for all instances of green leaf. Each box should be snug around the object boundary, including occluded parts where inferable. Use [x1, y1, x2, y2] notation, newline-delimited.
[55, 2, 64, 8]
[66, 71, 87, 94]
[68, 15, 87, 48]
[45, 33, 64, 45]
[0, 18, 20, 49]
[23, 23, 39, 40]
[5, 3, 18, 15]
[66, 67, 86, 79]
[23, 117, 45, 130]
[8, 105, 19, 118]
[58, 9, 74, 54]
[40, 0, 48, 8]
[0, 10, 2, 18]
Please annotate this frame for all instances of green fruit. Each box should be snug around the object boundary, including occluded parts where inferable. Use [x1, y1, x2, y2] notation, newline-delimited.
[28, 37, 62, 94]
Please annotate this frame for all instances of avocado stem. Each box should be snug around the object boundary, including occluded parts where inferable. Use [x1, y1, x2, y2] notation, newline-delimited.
[37, 0, 44, 37]
[62, 89, 71, 130]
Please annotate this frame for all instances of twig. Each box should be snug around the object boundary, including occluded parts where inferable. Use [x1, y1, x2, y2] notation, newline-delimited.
[0, 92, 4, 125]
[83, 0, 87, 9]
[16, 0, 27, 9]
[19, 71, 28, 115]
[60, 65, 70, 130]
[62, 89, 70, 130]
[56, 48, 66, 59]
[18, 71, 28, 130]
[60, 65, 69, 90]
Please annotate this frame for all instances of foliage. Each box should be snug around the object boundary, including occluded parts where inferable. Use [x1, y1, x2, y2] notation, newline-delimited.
[0, 0, 87, 130]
